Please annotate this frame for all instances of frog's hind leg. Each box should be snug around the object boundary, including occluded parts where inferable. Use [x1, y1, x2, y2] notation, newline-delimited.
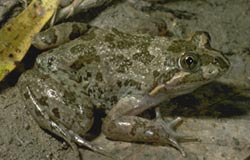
[25, 86, 81, 159]
[24, 86, 118, 160]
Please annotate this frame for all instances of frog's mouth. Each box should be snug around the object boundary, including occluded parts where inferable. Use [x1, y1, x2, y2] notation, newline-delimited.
[163, 70, 218, 97]
[164, 80, 212, 98]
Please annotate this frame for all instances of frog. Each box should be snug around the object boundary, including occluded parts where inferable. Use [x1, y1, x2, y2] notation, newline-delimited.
[17, 24, 230, 159]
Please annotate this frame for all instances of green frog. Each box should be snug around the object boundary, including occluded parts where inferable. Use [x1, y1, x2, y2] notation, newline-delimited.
[18, 24, 230, 159]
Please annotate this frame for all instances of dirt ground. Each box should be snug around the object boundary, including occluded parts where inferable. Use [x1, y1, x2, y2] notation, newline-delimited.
[0, 0, 250, 160]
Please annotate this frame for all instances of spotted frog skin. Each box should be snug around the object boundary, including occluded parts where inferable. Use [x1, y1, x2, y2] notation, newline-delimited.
[18, 25, 230, 158]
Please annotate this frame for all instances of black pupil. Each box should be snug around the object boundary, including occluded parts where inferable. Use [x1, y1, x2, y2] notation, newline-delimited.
[185, 56, 194, 65]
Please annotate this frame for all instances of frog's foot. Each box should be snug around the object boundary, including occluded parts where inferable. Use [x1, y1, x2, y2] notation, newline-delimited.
[68, 130, 120, 160]
[155, 117, 199, 156]
[103, 115, 197, 157]
[155, 107, 199, 155]
[45, 119, 118, 160]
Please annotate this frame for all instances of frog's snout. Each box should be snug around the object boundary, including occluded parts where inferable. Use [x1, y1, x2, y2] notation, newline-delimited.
[202, 54, 230, 79]
[212, 54, 230, 72]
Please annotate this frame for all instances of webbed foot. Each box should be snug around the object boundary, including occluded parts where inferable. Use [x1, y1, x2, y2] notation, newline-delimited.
[156, 117, 199, 156]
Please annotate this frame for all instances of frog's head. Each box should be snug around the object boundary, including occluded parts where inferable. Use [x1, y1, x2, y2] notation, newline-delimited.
[162, 31, 230, 97]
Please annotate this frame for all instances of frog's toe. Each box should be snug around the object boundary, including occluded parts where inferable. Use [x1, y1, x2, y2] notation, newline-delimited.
[167, 118, 200, 141]
[168, 137, 186, 157]
[165, 130, 198, 157]
[168, 117, 184, 130]
[157, 118, 199, 156]
[69, 130, 120, 160]
[168, 133, 199, 157]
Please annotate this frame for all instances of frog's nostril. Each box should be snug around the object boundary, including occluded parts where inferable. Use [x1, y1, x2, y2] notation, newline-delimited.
[213, 56, 230, 70]
[213, 58, 219, 65]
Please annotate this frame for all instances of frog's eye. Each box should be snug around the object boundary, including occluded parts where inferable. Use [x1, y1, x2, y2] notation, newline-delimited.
[178, 52, 200, 72]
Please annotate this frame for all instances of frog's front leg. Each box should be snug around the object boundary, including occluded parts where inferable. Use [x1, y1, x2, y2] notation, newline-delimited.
[32, 22, 89, 50]
[102, 93, 195, 156]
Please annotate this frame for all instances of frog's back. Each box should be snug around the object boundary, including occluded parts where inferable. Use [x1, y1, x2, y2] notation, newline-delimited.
[34, 27, 173, 108]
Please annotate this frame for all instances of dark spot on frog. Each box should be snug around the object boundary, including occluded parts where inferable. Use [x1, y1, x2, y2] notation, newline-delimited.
[23, 92, 30, 100]
[105, 33, 135, 49]
[131, 39, 153, 65]
[154, 18, 168, 36]
[63, 91, 77, 105]
[69, 74, 82, 83]
[70, 51, 100, 70]
[106, 29, 151, 49]
[87, 72, 92, 78]
[7, 27, 11, 31]
[95, 72, 103, 81]
[97, 87, 104, 95]
[86, 85, 105, 101]
[116, 40, 135, 49]
[70, 44, 86, 53]
[110, 55, 132, 73]
[8, 53, 14, 58]
[52, 108, 60, 119]
[104, 33, 116, 48]
[167, 40, 196, 53]
[87, 88, 94, 95]
[131, 119, 146, 135]
[124, 79, 141, 90]
[0, 49, 3, 54]
[132, 51, 155, 65]
[104, 32, 114, 42]
[83, 74, 90, 81]
[129, 126, 137, 137]
[70, 60, 85, 70]
[153, 70, 160, 78]
[40, 28, 58, 45]
[109, 96, 118, 104]
[116, 80, 122, 88]
[14, 35, 19, 40]
[39, 96, 49, 106]
[69, 24, 82, 40]
[70, 70, 92, 83]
